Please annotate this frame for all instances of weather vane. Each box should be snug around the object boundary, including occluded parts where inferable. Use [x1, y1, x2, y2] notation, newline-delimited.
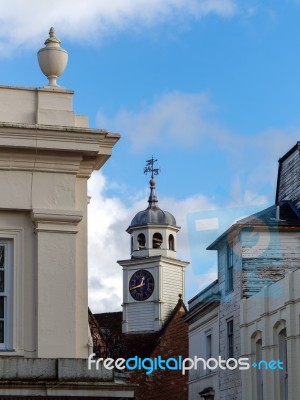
[144, 156, 160, 179]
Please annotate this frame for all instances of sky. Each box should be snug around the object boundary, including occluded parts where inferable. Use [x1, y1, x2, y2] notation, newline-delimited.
[1, 0, 300, 312]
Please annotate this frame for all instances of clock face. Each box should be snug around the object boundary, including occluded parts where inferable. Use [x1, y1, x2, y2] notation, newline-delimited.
[129, 269, 154, 301]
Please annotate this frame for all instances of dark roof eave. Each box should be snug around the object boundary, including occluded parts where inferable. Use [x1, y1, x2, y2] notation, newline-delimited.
[277, 141, 300, 164]
[207, 203, 300, 250]
[188, 294, 221, 310]
[188, 279, 219, 304]
[206, 225, 237, 250]
[183, 299, 220, 323]
[206, 222, 300, 250]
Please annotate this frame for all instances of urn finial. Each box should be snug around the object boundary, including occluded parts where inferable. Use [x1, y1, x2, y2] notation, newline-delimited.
[37, 27, 68, 87]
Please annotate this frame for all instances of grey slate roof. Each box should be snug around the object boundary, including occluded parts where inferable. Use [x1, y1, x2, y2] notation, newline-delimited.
[207, 200, 300, 250]
[237, 201, 300, 227]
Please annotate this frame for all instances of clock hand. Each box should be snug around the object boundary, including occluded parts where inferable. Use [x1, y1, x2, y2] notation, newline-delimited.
[130, 276, 145, 290]
[130, 282, 145, 290]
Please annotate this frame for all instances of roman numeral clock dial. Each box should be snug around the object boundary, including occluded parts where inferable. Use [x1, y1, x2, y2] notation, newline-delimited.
[129, 270, 154, 301]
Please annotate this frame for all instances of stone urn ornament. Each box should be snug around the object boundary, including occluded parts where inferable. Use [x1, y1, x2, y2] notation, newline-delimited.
[37, 27, 68, 87]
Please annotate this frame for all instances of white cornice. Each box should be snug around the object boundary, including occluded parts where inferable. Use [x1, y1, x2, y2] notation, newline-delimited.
[117, 255, 189, 268]
[31, 209, 83, 233]
[0, 124, 120, 173]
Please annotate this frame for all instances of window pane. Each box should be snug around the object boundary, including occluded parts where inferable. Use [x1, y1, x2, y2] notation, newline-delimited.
[0, 247, 4, 269]
[0, 321, 4, 343]
[0, 271, 4, 292]
[226, 245, 234, 292]
[227, 320, 234, 358]
[0, 297, 4, 319]
[227, 268, 233, 292]
[206, 334, 212, 358]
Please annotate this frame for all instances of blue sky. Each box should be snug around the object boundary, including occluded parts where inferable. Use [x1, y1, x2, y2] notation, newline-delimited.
[1, 0, 300, 311]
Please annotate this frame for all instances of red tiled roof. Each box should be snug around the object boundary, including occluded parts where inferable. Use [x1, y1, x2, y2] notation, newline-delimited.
[92, 298, 187, 359]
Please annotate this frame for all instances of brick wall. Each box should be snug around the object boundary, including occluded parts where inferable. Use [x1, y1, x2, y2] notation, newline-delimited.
[130, 304, 188, 400]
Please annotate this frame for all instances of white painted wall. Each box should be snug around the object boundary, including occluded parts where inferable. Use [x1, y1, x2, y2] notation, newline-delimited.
[0, 85, 119, 358]
[119, 256, 188, 333]
[240, 268, 300, 400]
[0, 85, 88, 127]
[188, 307, 219, 400]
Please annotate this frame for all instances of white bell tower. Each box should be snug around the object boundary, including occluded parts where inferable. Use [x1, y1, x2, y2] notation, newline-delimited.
[118, 158, 189, 334]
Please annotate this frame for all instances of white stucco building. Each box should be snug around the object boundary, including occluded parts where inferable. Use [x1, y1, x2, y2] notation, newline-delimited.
[184, 281, 220, 400]
[0, 28, 134, 399]
[240, 268, 300, 400]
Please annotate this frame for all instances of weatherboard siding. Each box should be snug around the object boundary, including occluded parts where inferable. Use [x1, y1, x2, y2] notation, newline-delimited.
[277, 148, 300, 208]
[162, 265, 184, 321]
[127, 302, 155, 332]
[241, 230, 300, 296]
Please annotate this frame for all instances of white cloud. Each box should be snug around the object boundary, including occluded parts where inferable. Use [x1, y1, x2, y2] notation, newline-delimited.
[97, 92, 217, 151]
[88, 171, 139, 313]
[88, 170, 217, 313]
[0, 0, 237, 54]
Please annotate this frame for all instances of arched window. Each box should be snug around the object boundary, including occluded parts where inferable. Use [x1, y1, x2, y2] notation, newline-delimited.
[279, 328, 288, 400]
[137, 233, 146, 250]
[256, 338, 263, 400]
[251, 331, 263, 400]
[273, 320, 287, 400]
[153, 233, 163, 249]
[169, 234, 175, 251]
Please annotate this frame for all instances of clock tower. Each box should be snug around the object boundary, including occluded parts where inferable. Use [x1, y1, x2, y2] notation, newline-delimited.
[117, 158, 189, 334]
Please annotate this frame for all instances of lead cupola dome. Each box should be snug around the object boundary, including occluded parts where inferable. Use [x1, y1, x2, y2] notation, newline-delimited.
[129, 178, 176, 228]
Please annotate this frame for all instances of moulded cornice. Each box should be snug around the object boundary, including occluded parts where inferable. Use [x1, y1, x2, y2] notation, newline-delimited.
[0, 150, 82, 174]
[31, 209, 83, 233]
[0, 123, 120, 159]
[117, 255, 189, 268]
[31, 209, 83, 222]
[0, 84, 74, 95]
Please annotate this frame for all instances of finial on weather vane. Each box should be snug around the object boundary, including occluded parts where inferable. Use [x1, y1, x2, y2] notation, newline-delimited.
[144, 156, 160, 179]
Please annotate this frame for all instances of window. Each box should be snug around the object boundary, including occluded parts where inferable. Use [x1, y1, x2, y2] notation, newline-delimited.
[206, 332, 212, 375]
[226, 244, 233, 292]
[0, 241, 12, 350]
[0, 229, 23, 354]
[153, 232, 163, 249]
[227, 319, 234, 358]
[279, 328, 288, 400]
[256, 338, 263, 400]
[168, 234, 175, 251]
[206, 334, 212, 358]
[137, 233, 146, 250]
